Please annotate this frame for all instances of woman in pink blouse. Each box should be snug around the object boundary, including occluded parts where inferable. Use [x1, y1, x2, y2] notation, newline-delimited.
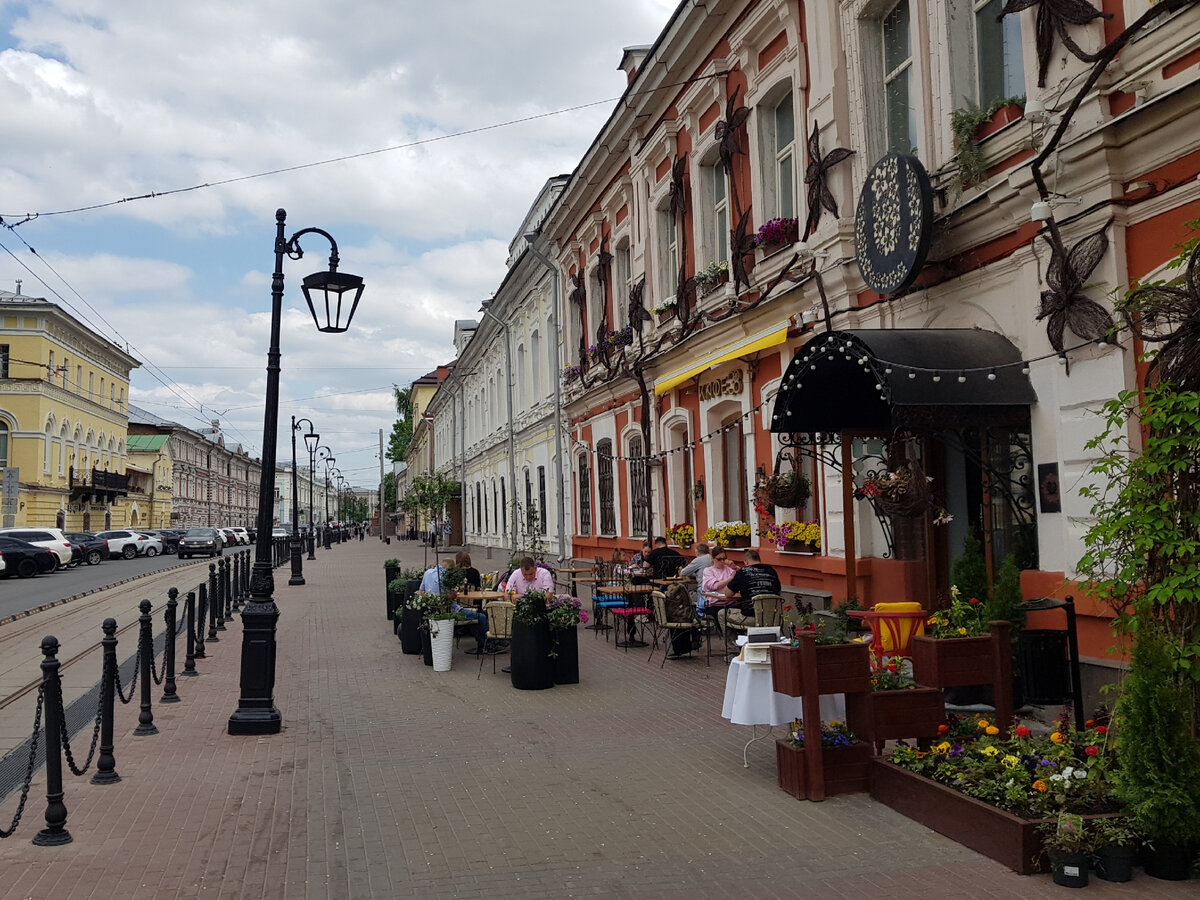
[699, 549, 738, 618]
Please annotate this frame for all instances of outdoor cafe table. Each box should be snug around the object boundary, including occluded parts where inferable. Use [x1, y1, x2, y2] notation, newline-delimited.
[721, 656, 846, 767]
[601, 584, 654, 648]
[460, 590, 508, 613]
[555, 566, 593, 597]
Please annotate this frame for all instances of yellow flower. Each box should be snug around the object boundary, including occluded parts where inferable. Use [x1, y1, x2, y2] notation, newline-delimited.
[935, 741, 952, 753]
[1002, 755, 1019, 769]
[977, 719, 990, 730]
[986, 725, 1000, 736]
[1033, 780, 1048, 792]
[980, 745, 1000, 757]
[1050, 732, 1065, 744]
[957, 626, 968, 636]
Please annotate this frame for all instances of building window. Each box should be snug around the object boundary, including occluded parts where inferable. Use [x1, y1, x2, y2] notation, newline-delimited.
[758, 86, 797, 221]
[47, 350, 54, 381]
[578, 453, 592, 536]
[492, 481, 498, 534]
[658, 203, 678, 303]
[721, 417, 748, 522]
[537, 466, 547, 535]
[76, 365, 82, 393]
[0, 344, 8, 379]
[501, 477, 507, 536]
[614, 241, 632, 328]
[0, 421, 8, 467]
[524, 468, 533, 517]
[628, 434, 648, 537]
[974, 0, 1023, 106]
[700, 159, 729, 271]
[597, 440, 616, 535]
[62, 358, 69, 389]
[882, 0, 917, 155]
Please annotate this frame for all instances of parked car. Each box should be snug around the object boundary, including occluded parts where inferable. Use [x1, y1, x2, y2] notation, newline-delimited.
[229, 527, 250, 545]
[95, 529, 151, 559]
[247, 527, 258, 543]
[0, 527, 75, 568]
[271, 527, 289, 539]
[178, 527, 224, 559]
[134, 532, 164, 557]
[217, 528, 237, 546]
[143, 529, 181, 554]
[0, 536, 59, 577]
[64, 532, 109, 566]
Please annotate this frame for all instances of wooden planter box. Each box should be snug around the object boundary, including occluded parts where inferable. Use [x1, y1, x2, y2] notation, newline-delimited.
[770, 641, 870, 697]
[911, 634, 994, 687]
[844, 687, 945, 745]
[776, 740, 872, 800]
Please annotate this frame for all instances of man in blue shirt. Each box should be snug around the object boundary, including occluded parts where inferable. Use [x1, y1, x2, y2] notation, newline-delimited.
[419, 558, 492, 653]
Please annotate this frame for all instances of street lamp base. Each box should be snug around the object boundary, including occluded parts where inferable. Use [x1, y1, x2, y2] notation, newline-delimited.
[228, 706, 282, 735]
[289, 573, 306, 585]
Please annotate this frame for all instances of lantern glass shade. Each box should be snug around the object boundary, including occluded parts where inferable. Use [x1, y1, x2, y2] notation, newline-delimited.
[304, 431, 320, 452]
[302, 269, 364, 333]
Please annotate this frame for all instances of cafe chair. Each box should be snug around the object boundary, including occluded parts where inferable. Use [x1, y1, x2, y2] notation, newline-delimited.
[647, 589, 706, 668]
[723, 593, 784, 661]
[592, 560, 626, 641]
[848, 601, 926, 662]
[477, 600, 516, 678]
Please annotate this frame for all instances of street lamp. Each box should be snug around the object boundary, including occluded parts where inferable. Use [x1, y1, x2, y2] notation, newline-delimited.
[229, 208, 363, 737]
[291, 417, 319, 575]
[326, 464, 340, 548]
[302, 426, 320, 560]
[336, 474, 346, 530]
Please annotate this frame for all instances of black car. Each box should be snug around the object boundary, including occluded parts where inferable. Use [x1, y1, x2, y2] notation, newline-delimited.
[178, 527, 223, 559]
[65, 532, 109, 566]
[147, 529, 182, 554]
[0, 536, 59, 577]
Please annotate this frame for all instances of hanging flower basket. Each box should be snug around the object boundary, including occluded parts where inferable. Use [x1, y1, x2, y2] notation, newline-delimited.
[855, 460, 933, 518]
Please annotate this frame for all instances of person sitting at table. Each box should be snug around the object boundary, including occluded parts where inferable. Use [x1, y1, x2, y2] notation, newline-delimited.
[700, 549, 739, 627]
[506, 556, 554, 595]
[629, 541, 653, 584]
[681, 542, 712, 612]
[419, 558, 492, 655]
[723, 548, 781, 625]
[455, 551, 482, 591]
[645, 536, 686, 579]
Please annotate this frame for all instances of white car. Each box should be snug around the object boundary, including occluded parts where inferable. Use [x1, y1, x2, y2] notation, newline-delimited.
[133, 532, 164, 557]
[96, 529, 153, 559]
[0, 527, 75, 568]
[228, 527, 251, 545]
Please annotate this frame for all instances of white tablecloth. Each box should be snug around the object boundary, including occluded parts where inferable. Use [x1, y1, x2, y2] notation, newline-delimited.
[720, 658, 845, 726]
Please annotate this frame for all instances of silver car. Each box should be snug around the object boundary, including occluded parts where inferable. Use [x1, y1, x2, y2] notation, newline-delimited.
[178, 527, 224, 559]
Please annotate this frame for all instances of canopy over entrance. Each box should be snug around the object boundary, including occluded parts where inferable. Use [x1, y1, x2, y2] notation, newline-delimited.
[770, 329, 1037, 433]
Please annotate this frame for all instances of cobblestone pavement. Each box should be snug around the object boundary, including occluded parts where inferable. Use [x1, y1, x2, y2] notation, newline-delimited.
[0, 539, 1193, 898]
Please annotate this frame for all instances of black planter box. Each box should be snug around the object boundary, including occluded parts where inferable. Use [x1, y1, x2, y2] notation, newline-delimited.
[552, 627, 579, 685]
[511, 619, 554, 690]
[401, 607, 424, 655]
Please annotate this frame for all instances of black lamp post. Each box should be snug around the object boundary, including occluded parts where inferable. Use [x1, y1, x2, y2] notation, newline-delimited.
[336, 475, 346, 534]
[228, 208, 363, 737]
[325, 463, 339, 549]
[300, 424, 320, 560]
[290, 417, 318, 578]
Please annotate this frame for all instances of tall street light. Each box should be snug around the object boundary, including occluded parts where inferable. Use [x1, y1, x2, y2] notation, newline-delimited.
[229, 208, 363, 737]
[326, 464, 340, 548]
[316, 448, 334, 538]
[292, 417, 318, 572]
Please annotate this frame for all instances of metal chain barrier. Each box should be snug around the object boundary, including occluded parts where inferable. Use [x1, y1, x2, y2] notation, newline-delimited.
[0, 685, 45, 839]
[57, 674, 102, 777]
[114, 640, 139, 704]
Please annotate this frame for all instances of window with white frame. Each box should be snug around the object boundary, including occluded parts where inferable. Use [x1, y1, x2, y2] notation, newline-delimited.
[882, 0, 917, 155]
[658, 203, 678, 302]
[699, 157, 730, 271]
[531, 330, 542, 401]
[614, 240, 632, 328]
[974, 0, 1023, 106]
[757, 86, 797, 221]
[597, 439, 616, 535]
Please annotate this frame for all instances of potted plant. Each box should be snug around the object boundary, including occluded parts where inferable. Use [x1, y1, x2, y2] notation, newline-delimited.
[754, 469, 811, 510]
[776, 719, 871, 800]
[760, 520, 821, 552]
[413, 588, 465, 672]
[703, 520, 751, 548]
[843, 656, 944, 749]
[770, 622, 869, 697]
[561, 364, 582, 384]
[753, 217, 799, 253]
[650, 300, 677, 324]
[1040, 813, 1092, 888]
[546, 593, 588, 685]
[510, 589, 555, 691]
[394, 569, 426, 650]
[666, 522, 695, 549]
[1090, 816, 1140, 883]
[694, 260, 730, 296]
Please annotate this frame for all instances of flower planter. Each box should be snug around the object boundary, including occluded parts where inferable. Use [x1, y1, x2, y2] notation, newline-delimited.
[656, 309, 677, 326]
[551, 626, 579, 685]
[783, 540, 818, 553]
[844, 687, 945, 745]
[974, 103, 1024, 141]
[776, 739, 872, 800]
[421, 628, 433, 667]
[770, 641, 870, 697]
[911, 634, 994, 687]
[510, 618, 554, 690]
[1094, 845, 1135, 883]
[385, 564, 400, 621]
[430, 619, 454, 672]
[1144, 842, 1195, 881]
[400, 606, 424, 655]
[722, 536, 751, 548]
[1047, 849, 1089, 888]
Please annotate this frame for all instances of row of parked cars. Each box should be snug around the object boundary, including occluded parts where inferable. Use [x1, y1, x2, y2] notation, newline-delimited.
[0, 525, 257, 578]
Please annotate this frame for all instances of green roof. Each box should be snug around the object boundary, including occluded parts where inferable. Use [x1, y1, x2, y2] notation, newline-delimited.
[127, 434, 169, 452]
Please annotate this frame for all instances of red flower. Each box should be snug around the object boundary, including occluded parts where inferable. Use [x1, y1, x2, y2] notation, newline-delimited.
[1095, 725, 1108, 735]
[937, 724, 950, 735]
[968, 597, 980, 606]
[1085, 745, 1099, 757]
[1015, 725, 1031, 738]
[1085, 719, 1095, 727]
[784, 604, 793, 611]
[886, 661, 899, 674]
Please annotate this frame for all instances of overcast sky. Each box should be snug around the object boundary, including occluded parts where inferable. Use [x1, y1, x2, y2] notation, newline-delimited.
[0, 0, 677, 492]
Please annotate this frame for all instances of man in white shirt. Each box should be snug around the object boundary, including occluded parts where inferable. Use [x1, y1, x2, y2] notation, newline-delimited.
[506, 557, 554, 595]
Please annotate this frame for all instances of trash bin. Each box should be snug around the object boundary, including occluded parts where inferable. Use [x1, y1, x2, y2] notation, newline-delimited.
[1018, 629, 1069, 704]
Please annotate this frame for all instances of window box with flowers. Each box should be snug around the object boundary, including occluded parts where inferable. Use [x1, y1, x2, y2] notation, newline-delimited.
[753, 217, 800, 256]
[843, 659, 944, 748]
[650, 300, 677, 325]
[760, 520, 821, 553]
[703, 520, 751, 548]
[561, 364, 582, 385]
[603, 326, 633, 350]
[776, 720, 871, 800]
[585, 343, 603, 363]
[666, 522, 695, 549]
[770, 627, 869, 697]
[509, 589, 555, 691]
[694, 260, 730, 297]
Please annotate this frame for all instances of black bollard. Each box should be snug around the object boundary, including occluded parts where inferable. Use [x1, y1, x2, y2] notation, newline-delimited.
[207, 565, 220, 642]
[161, 588, 180, 703]
[194, 585, 207, 659]
[223, 556, 233, 621]
[92, 619, 121, 784]
[181, 591, 198, 676]
[214, 560, 227, 632]
[32, 636, 72, 845]
[133, 599, 158, 736]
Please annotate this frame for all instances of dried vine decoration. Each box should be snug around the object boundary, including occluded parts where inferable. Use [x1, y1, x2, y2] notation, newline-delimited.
[674, 262, 697, 326]
[628, 278, 651, 336]
[730, 210, 756, 294]
[1036, 217, 1115, 353]
[596, 236, 612, 291]
[999, 0, 1111, 88]
[715, 85, 752, 217]
[802, 121, 855, 241]
[1120, 240, 1200, 390]
[669, 154, 688, 220]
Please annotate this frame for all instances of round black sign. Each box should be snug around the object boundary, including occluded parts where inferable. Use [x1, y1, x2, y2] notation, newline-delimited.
[854, 154, 934, 295]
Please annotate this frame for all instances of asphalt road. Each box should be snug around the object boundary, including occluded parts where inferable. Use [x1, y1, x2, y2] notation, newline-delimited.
[0, 550, 232, 621]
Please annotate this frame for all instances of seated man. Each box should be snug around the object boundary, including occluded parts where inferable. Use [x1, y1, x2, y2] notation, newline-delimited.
[645, 536, 686, 579]
[723, 548, 781, 626]
[506, 556, 554, 595]
[420, 558, 492, 654]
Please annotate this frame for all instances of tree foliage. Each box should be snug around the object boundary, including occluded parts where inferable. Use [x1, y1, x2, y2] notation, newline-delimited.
[387, 385, 414, 462]
[402, 472, 457, 528]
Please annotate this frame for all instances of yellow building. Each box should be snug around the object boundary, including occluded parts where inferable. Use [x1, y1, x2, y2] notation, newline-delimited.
[0, 285, 141, 531]
[126, 434, 174, 530]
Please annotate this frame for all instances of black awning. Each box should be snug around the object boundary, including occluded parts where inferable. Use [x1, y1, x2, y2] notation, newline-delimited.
[770, 329, 1037, 433]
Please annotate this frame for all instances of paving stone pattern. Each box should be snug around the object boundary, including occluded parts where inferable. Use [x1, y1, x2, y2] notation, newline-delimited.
[0, 540, 1190, 898]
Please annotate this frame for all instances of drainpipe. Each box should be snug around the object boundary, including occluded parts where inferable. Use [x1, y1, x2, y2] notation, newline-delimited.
[480, 306, 519, 554]
[523, 234, 568, 562]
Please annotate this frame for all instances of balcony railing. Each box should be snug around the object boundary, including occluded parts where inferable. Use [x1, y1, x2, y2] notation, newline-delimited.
[69, 466, 130, 502]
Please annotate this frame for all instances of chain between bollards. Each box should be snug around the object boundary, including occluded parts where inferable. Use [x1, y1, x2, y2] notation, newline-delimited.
[133, 600, 158, 736]
[32, 636, 71, 846]
[161, 588, 180, 703]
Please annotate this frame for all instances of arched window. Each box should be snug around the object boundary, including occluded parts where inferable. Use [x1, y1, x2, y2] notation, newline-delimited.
[0, 421, 9, 468]
[577, 453, 592, 536]
[597, 440, 616, 535]
[628, 434, 647, 537]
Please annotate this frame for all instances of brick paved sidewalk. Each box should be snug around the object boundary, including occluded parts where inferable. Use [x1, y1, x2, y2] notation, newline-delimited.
[0, 539, 1190, 898]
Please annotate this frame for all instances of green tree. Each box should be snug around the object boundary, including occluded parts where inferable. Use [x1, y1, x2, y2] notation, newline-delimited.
[950, 527, 989, 604]
[387, 385, 414, 462]
[382, 471, 397, 511]
[403, 472, 457, 533]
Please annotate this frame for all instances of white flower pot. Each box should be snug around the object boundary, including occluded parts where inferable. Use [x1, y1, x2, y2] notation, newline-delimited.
[430, 619, 455, 672]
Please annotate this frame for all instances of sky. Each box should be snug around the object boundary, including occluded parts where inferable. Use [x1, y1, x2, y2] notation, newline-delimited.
[0, 0, 678, 492]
